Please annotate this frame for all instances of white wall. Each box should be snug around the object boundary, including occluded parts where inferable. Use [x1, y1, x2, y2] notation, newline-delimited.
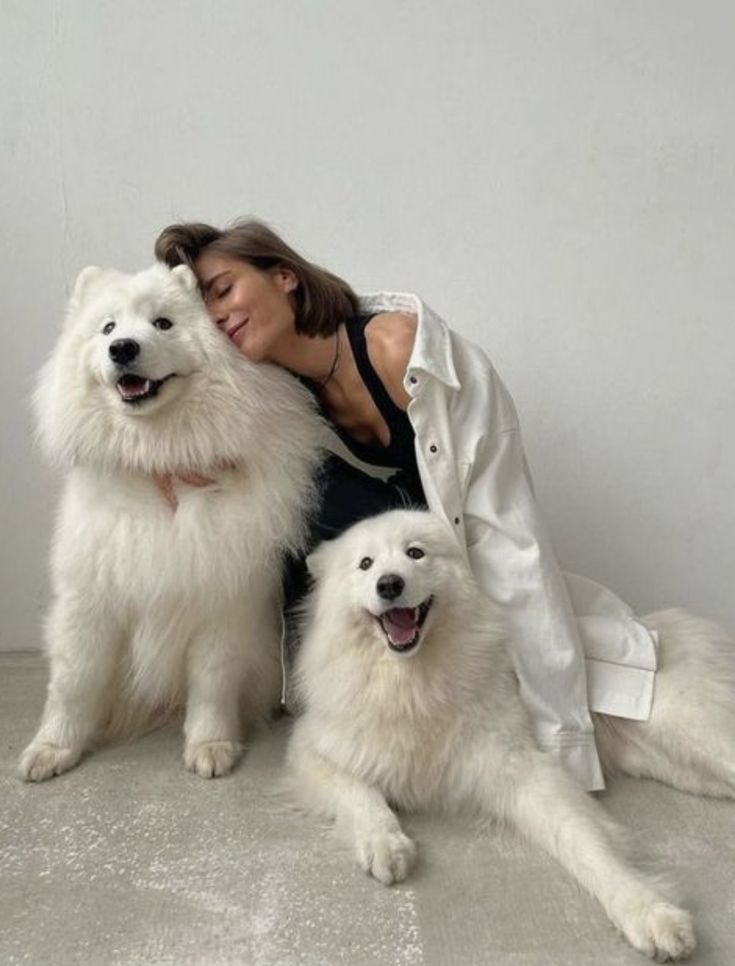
[2, 0, 733, 650]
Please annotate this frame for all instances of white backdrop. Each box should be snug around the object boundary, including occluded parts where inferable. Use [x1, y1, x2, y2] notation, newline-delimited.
[2, 0, 733, 650]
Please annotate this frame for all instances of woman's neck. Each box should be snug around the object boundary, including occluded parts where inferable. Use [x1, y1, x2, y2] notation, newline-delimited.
[275, 324, 355, 395]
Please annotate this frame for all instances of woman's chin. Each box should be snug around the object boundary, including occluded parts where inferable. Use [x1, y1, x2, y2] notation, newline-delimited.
[232, 332, 266, 363]
[229, 327, 253, 356]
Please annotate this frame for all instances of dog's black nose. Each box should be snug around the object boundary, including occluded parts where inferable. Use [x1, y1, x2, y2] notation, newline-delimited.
[377, 574, 404, 601]
[109, 339, 140, 366]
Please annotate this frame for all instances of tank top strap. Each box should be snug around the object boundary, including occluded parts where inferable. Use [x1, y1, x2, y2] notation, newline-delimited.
[344, 315, 406, 424]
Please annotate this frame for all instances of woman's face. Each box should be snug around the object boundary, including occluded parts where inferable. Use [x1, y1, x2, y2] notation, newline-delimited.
[194, 252, 298, 362]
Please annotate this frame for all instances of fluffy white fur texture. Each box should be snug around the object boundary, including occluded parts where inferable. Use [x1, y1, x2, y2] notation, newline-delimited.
[21, 262, 324, 781]
[287, 509, 735, 960]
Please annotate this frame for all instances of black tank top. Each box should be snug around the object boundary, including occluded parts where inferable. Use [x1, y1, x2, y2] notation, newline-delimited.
[305, 315, 425, 503]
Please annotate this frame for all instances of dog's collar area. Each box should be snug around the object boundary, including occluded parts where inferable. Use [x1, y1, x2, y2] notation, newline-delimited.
[375, 596, 433, 653]
[116, 373, 176, 404]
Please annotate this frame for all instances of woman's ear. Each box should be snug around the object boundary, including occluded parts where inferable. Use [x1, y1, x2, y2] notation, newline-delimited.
[275, 266, 298, 294]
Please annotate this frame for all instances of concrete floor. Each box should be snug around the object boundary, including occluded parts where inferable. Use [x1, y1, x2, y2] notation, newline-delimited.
[2, 652, 735, 966]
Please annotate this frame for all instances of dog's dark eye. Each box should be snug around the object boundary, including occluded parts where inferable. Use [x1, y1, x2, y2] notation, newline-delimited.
[153, 317, 173, 330]
[359, 557, 373, 571]
[102, 320, 116, 336]
[406, 547, 424, 560]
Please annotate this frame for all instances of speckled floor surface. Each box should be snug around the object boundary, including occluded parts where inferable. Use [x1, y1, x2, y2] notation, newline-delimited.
[2, 652, 735, 966]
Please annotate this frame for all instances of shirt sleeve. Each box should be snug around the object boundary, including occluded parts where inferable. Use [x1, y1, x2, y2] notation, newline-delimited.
[461, 375, 605, 792]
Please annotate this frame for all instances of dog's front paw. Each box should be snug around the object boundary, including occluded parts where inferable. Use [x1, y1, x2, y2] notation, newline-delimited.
[621, 901, 695, 962]
[355, 828, 417, 886]
[19, 742, 81, 782]
[184, 740, 242, 778]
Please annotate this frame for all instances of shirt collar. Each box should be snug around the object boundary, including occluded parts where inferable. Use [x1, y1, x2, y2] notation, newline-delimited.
[357, 292, 461, 390]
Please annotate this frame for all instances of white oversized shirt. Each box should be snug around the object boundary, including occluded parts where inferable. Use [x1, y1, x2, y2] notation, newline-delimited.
[357, 292, 658, 792]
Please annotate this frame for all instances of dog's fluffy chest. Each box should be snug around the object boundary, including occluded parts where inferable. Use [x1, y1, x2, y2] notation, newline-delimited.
[306, 657, 484, 808]
[52, 467, 284, 604]
[300, 626, 527, 812]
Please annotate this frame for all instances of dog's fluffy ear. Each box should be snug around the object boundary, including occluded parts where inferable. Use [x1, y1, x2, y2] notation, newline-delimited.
[171, 264, 199, 292]
[72, 265, 105, 303]
[305, 541, 333, 583]
[67, 266, 124, 321]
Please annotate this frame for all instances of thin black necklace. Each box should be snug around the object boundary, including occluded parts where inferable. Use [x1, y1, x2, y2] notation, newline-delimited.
[317, 325, 342, 388]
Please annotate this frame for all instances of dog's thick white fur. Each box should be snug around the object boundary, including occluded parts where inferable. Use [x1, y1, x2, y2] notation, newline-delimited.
[285, 509, 735, 960]
[21, 263, 323, 782]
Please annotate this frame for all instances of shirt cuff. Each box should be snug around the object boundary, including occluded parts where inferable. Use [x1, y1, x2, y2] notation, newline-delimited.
[534, 731, 605, 792]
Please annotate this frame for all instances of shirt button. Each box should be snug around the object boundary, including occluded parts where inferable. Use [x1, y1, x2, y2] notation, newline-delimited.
[429, 444, 438, 453]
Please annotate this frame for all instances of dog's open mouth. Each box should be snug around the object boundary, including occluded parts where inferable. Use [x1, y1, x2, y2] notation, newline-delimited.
[377, 597, 433, 654]
[116, 373, 175, 404]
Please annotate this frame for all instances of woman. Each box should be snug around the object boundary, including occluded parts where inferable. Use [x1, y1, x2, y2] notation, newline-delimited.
[154, 218, 657, 793]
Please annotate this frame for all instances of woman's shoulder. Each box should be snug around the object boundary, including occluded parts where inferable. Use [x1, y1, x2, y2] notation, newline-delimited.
[358, 298, 500, 397]
[365, 310, 417, 348]
[362, 311, 417, 409]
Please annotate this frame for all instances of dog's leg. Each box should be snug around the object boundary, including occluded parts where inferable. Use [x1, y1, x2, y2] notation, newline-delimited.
[468, 741, 695, 961]
[287, 735, 417, 885]
[182, 616, 252, 778]
[20, 596, 122, 781]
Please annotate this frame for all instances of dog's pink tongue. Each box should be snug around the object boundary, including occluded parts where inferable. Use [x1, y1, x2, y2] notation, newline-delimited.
[382, 608, 417, 645]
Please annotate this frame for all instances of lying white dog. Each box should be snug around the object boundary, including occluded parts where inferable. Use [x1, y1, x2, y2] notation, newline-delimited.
[21, 263, 322, 781]
[286, 509, 735, 960]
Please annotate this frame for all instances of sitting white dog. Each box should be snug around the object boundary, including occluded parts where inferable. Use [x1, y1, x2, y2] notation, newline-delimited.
[21, 263, 323, 781]
[286, 509, 735, 960]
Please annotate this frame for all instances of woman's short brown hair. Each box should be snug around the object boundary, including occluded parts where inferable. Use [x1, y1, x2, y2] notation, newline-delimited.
[154, 218, 359, 337]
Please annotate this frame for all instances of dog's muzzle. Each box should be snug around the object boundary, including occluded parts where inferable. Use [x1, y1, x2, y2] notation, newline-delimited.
[377, 573, 405, 601]
[109, 338, 140, 366]
[109, 339, 177, 405]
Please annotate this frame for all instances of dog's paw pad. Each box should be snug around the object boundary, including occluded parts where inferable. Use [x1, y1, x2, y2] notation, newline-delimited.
[356, 829, 417, 886]
[624, 902, 696, 962]
[184, 740, 242, 778]
[19, 742, 79, 782]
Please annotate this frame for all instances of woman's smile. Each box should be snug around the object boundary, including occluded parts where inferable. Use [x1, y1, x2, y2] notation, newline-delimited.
[226, 318, 248, 341]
